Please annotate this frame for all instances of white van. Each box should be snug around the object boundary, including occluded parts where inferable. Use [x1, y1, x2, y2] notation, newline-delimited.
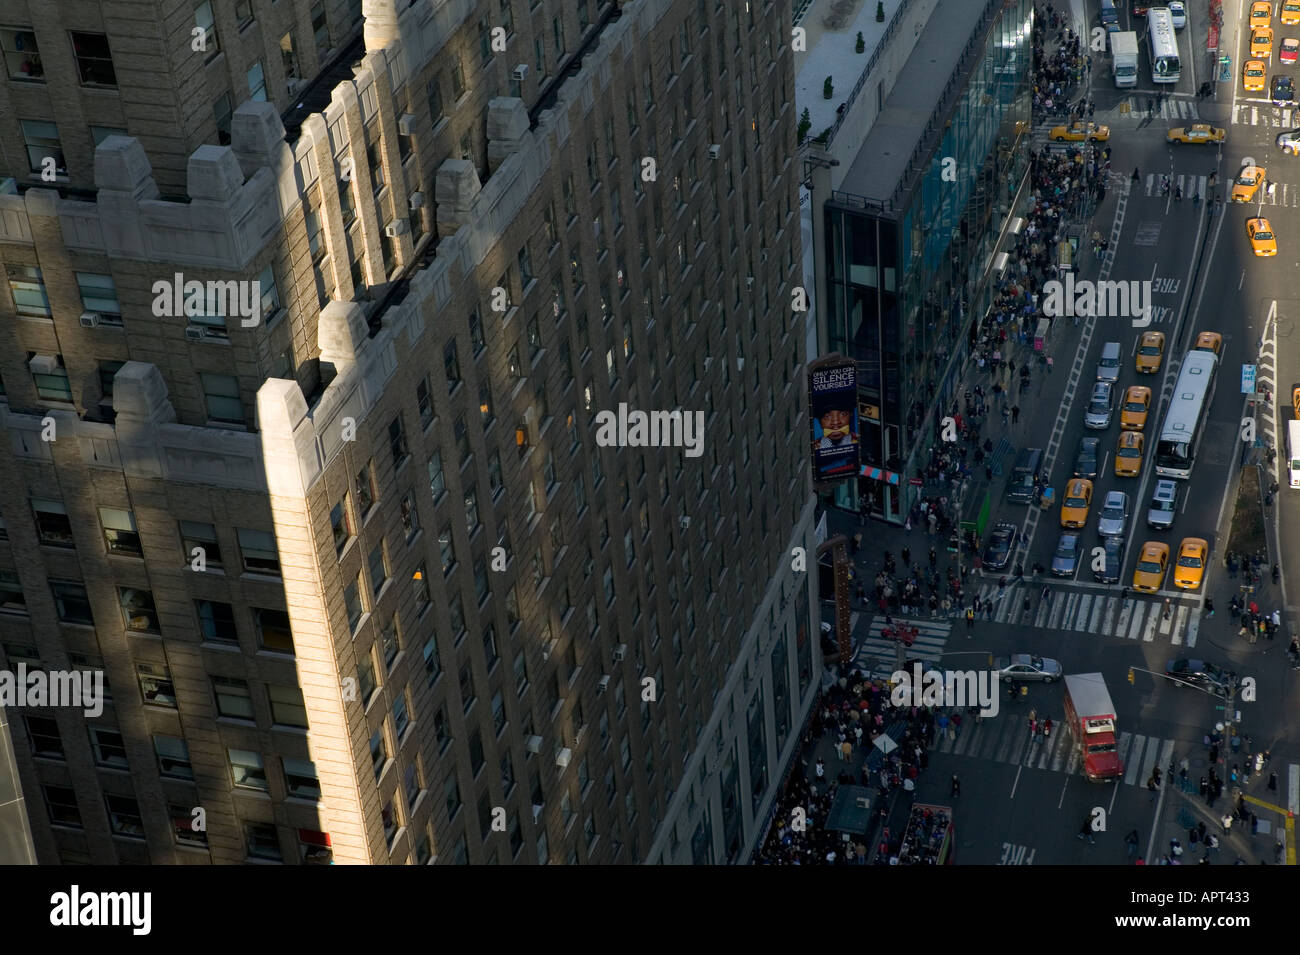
[1288, 420, 1300, 488]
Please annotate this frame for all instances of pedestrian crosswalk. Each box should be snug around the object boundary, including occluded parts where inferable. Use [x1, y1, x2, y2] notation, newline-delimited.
[972, 583, 1201, 646]
[933, 713, 1178, 787]
[854, 617, 952, 675]
[1231, 103, 1298, 128]
[1113, 96, 1201, 121]
[1138, 173, 1210, 202]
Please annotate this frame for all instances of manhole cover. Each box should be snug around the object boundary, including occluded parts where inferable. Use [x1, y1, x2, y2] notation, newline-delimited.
[1134, 222, 1163, 246]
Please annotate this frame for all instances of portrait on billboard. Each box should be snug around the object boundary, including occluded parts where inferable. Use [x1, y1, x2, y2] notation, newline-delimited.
[809, 360, 860, 480]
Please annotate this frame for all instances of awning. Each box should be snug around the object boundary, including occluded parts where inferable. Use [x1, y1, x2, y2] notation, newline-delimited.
[859, 466, 900, 485]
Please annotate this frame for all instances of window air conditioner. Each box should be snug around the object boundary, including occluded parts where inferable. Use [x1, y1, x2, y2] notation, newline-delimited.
[184, 326, 205, 341]
[397, 114, 416, 136]
[408, 191, 425, 209]
[385, 219, 409, 237]
[512, 63, 529, 81]
[79, 312, 100, 328]
[525, 734, 543, 754]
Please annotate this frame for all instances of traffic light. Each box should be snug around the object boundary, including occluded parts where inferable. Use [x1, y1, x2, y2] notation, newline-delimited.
[1128, 667, 1135, 685]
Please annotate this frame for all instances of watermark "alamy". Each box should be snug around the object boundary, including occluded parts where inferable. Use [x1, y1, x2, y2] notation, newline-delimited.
[594, 403, 705, 458]
[0, 664, 104, 717]
[889, 664, 1000, 717]
[151, 273, 262, 327]
[1042, 275, 1152, 327]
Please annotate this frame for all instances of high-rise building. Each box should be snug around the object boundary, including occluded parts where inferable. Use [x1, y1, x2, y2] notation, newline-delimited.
[0, 0, 818, 864]
[798, 0, 1034, 522]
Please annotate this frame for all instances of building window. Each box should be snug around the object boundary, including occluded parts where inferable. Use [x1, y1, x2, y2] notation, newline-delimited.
[255, 608, 294, 654]
[388, 415, 408, 468]
[120, 587, 160, 634]
[70, 31, 116, 86]
[355, 463, 377, 519]
[330, 497, 353, 556]
[20, 120, 65, 177]
[368, 541, 388, 597]
[412, 562, 431, 611]
[98, 507, 141, 556]
[26, 715, 63, 760]
[400, 490, 420, 540]
[459, 659, 477, 712]
[455, 415, 471, 462]
[371, 726, 390, 781]
[30, 355, 72, 402]
[482, 624, 499, 671]
[0, 570, 26, 614]
[269, 684, 309, 728]
[50, 580, 92, 625]
[1, 28, 43, 81]
[213, 675, 254, 720]
[464, 485, 479, 533]
[344, 573, 365, 631]
[283, 757, 321, 800]
[105, 795, 144, 839]
[246, 60, 267, 100]
[43, 786, 81, 829]
[237, 527, 280, 575]
[32, 499, 74, 547]
[196, 599, 238, 643]
[201, 373, 244, 425]
[90, 726, 129, 769]
[7, 265, 50, 317]
[392, 690, 410, 738]
[357, 647, 379, 705]
[416, 376, 435, 428]
[213, 91, 233, 145]
[138, 662, 176, 708]
[75, 271, 122, 319]
[180, 520, 222, 567]
[381, 615, 402, 670]
[244, 823, 282, 861]
[155, 735, 194, 780]
[444, 339, 462, 391]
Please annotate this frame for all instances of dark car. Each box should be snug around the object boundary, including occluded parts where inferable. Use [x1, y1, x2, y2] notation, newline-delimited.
[1051, 532, 1081, 577]
[1165, 658, 1236, 695]
[1095, 535, 1126, 584]
[1074, 437, 1101, 479]
[982, 522, 1018, 570]
[1273, 75, 1295, 106]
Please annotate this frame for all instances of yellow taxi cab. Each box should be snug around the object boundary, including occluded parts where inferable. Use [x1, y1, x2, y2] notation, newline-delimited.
[1049, 121, 1110, 143]
[1244, 60, 1268, 92]
[1253, 0, 1275, 25]
[1167, 124, 1226, 145]
[1232, 164, 1267, 201]
[1285, 0, 1300, 25]
[1252, 26, 1275, 58]
[1247, 217, 1278, 256]
[1133, 541, 1170, 593]
[1192, 331, 1223, 356]
[1060, 478, 1093, 529]
[1115, 431, 1145, 477]
[1173, 538, 1209, 590]
[1135, 330, 1165, 373]
[1121, 386, 1152, 430]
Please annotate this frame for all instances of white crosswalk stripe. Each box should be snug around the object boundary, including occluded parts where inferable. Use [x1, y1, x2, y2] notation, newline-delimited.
[1117, 97, 1200, 121]
[973, 584, 1200, 646]
[1144, 174, 1207, 199]
[934, 715, 1184, 786]
[855, 617, 951, 673]
[1232, 103, 1298, 127]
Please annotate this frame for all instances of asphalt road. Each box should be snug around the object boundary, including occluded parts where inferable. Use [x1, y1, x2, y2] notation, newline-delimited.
[929, 0, 1300, 864]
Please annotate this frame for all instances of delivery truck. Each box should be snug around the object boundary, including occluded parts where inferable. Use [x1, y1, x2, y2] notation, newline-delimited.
[1111, 31, 1138, 88]
[1062, 673, 1124, 781]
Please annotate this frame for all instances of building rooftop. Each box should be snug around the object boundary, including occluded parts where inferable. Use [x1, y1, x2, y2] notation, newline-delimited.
[839, 0, 997, 210]
[794, 0, 893, 143]
[282, 35, 367, 144]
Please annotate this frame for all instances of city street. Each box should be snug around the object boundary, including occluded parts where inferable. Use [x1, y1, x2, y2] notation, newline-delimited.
[844, 0, 1300, 864]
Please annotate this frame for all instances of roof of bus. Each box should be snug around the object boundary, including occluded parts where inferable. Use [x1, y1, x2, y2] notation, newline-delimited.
[1159, 351, 1217, 441]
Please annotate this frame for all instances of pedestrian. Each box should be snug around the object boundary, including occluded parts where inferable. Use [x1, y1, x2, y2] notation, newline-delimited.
[1199, 776, 1208, 798]
[1124, 829, 1139, 858]
[1221, 812, 1232, 834]
[965, 606, 975, 630]
[1162, 597, 1172, 620]
[1043, 718, 1052, 739]
[951, 774, 960, 798]
[1120, 586, 1129, 603]
[929, 546, 937, 568]
[1030, 717, 1038, 737]
[1147, 776, 1158, 803]
[901, 547, 911, 566]
[815, 758, 825, 781]
[1269, 770, 1278, 791]
[1078, 815, 1095, 844]
[1153, 767, 1162, 787]
[1011, 404, 1021, 424]
[1205, 598, 1214, 618]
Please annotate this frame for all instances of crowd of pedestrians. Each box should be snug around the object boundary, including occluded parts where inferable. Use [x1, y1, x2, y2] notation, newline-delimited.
[1031, 5, 1090, 118]
[754, 668, 952, 864]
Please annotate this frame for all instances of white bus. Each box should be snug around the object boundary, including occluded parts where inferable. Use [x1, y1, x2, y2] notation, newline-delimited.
[1288, 419, 1300, 488]
[1155, 350, 1218, 479]
[1147, 7, 1181, 84]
